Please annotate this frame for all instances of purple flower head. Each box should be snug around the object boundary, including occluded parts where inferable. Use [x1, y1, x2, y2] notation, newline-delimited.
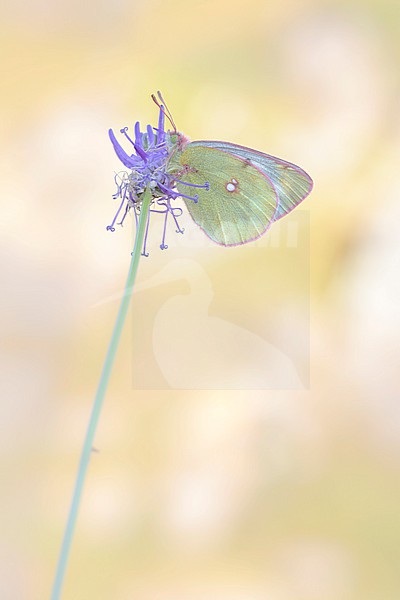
[108, 95, 202, 255]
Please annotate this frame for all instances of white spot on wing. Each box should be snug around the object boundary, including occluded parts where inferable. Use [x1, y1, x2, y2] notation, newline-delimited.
[225, 178, 239, 193]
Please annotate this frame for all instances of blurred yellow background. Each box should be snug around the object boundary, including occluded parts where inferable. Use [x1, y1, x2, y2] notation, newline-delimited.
[2, 0, 400, 598]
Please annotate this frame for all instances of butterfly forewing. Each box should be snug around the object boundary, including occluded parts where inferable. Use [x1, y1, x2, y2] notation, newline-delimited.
[189, 141, 313, 221]
[174, 145, 278, 246]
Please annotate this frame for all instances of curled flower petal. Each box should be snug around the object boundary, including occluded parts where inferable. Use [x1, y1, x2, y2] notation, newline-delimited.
[108, 129, 138, 169]
[134, 121, 141, 145]
[147, 124, 155, 146]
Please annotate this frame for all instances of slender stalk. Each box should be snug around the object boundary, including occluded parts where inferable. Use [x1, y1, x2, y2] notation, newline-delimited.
[51, 186, 153, 600]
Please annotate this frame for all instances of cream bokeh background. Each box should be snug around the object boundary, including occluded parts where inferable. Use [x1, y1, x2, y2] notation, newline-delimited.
[2, 0, 400, 598]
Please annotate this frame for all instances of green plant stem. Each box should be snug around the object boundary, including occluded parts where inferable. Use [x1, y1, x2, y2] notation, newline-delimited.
[51, 186, 153, 600]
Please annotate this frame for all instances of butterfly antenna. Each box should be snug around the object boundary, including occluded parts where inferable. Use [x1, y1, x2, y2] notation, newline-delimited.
[151, 93, 162, 112]
[151, 93, 176, 132]
[156, 91, 177, 132]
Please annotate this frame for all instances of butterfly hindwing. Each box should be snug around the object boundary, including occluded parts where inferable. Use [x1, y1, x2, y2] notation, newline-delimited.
[173, 144, 278, 246]
[189, 141, 313, 221]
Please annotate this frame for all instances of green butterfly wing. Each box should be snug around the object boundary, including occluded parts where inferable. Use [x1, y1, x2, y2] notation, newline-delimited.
[170, 144, 279, 246]
[189, 141, 313, 221]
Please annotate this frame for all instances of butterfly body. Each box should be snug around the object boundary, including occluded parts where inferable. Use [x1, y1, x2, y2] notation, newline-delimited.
[168, 137, 313, 246]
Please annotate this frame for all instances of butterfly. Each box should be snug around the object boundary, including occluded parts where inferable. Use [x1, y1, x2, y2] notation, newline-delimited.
[158, 97, 313, 247]
[109, 93, 313, 249]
